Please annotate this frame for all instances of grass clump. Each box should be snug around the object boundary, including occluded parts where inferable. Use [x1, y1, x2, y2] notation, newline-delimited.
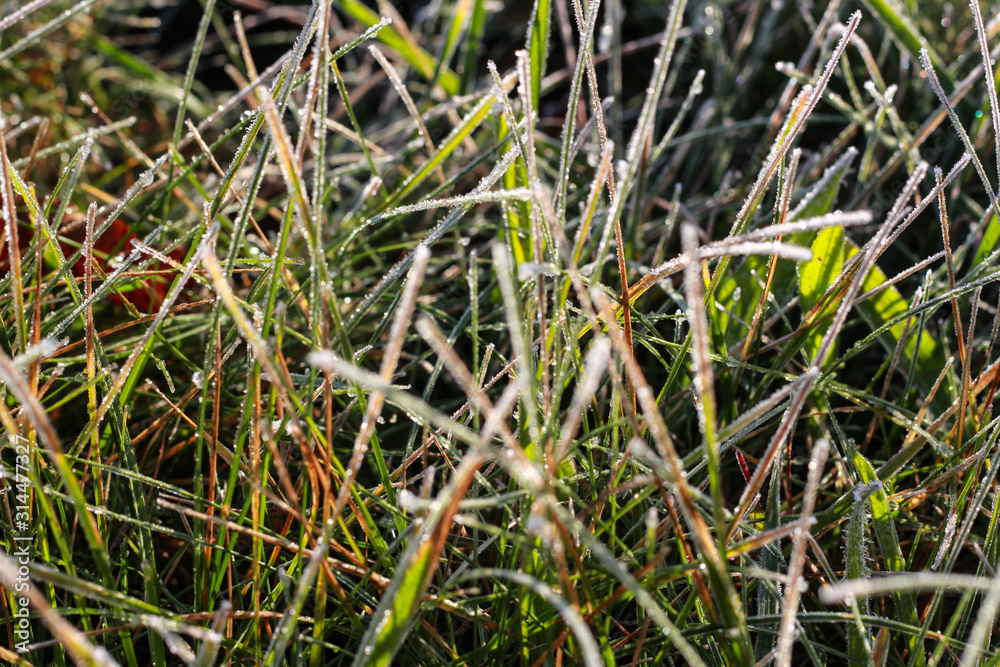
[5, 0, 1000, 665]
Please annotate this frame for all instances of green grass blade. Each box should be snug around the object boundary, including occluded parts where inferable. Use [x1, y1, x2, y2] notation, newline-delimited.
[853, 448, 924, 666]
[798, 224, 843, 364]
[336, 0, 460, 94]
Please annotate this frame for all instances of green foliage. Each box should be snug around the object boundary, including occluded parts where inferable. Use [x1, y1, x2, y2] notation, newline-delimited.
[799, 224, 844, 364]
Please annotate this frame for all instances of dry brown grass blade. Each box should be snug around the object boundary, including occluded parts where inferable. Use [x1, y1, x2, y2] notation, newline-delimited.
[937, 166, 965, 364]
[741, 148, 801, 361]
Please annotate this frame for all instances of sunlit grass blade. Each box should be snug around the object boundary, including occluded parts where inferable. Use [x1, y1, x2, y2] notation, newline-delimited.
[336, 0, 460, 94]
